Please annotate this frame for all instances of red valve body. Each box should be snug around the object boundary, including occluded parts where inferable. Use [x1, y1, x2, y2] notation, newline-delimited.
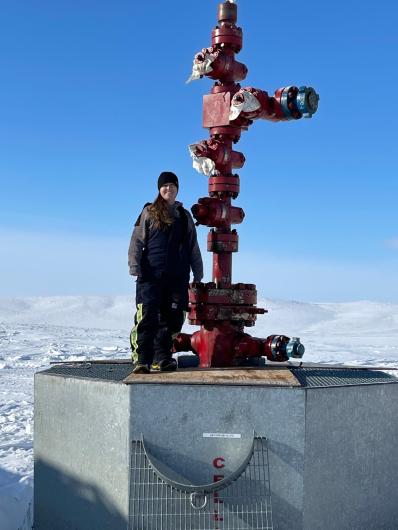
[192, 198, 244, 228]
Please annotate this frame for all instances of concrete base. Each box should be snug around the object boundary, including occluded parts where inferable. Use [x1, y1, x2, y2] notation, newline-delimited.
[34, 363, 398, 529]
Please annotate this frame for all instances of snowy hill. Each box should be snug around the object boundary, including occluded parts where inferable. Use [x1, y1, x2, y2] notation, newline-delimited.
[0, 295, 134, 330]
[1, 295, 398, 529]
[2, 295, 398, 338]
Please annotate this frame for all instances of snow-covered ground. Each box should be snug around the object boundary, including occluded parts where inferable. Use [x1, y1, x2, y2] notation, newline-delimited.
[1, 295, 398, 529]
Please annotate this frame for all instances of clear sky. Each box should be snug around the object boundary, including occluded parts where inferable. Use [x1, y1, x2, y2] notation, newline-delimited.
[1, 0, 397, 301]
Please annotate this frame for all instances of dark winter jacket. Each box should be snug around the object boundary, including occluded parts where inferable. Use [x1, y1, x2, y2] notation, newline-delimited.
[128, 201, 203, 282]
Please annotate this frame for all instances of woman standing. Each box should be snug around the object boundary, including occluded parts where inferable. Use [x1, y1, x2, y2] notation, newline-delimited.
[128, 171, 203, 374]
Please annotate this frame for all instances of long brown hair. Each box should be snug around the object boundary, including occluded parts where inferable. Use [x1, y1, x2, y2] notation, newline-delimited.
[147, 193, 173, 230]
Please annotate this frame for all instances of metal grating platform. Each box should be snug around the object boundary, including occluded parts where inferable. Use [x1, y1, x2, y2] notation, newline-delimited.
[292, 367, 397, 387]
[129, 437, 273, 530]
[40, 363, 398, 388]
[41, 362, 134, 382]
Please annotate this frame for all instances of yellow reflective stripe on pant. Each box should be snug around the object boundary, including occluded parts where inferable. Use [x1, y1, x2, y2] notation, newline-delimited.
[130, 303, 143, 363]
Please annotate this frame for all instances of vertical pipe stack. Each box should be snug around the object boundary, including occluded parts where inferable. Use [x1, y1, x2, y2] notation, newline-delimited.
[174, 1, 318, 367]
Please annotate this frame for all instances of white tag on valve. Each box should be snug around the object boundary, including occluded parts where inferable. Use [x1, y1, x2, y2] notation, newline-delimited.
[188, 144, 216, 176]
[229, 90, 261, 121]
[186, 53, 217, 83]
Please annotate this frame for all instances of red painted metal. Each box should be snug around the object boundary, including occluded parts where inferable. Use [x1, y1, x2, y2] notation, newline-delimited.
[174, 1, 317, 367]
[203, 93, 232, 128]
[196, 48, 248, 83]
[192, 139, 245, 173]
[209, 175, 240, 197]
[192, 198, 244, 228]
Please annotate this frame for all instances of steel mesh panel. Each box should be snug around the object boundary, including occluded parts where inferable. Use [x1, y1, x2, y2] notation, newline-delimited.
[40, 363, 133, 381]
[41, 364, 398, 388]
[292, 368, 397, 387]
[129, 438, 273, 530]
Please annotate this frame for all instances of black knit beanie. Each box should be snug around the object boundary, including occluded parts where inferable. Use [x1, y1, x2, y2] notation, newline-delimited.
[158, 171, 179, 190]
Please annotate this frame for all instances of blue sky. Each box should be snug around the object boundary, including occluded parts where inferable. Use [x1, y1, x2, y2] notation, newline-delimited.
[1, 0, 397, 301]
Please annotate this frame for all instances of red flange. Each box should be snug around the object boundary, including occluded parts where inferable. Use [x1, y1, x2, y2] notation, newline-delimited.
[207, 230, 239, 253]
[209, 174, 240, 197]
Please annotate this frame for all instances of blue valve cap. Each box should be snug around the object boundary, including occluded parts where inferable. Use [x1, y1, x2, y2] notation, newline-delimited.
[297, 86, 319, 118]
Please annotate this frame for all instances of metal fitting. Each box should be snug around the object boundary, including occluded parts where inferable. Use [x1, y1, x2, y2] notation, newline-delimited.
[286, 337, 305, 359]
[191, 197, 245, 228]
[278, 85, 319, 120]
[296, 87, 319, 118]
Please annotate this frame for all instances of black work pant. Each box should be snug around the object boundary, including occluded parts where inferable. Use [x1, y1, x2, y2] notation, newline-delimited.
[130, 277, 188, 366]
